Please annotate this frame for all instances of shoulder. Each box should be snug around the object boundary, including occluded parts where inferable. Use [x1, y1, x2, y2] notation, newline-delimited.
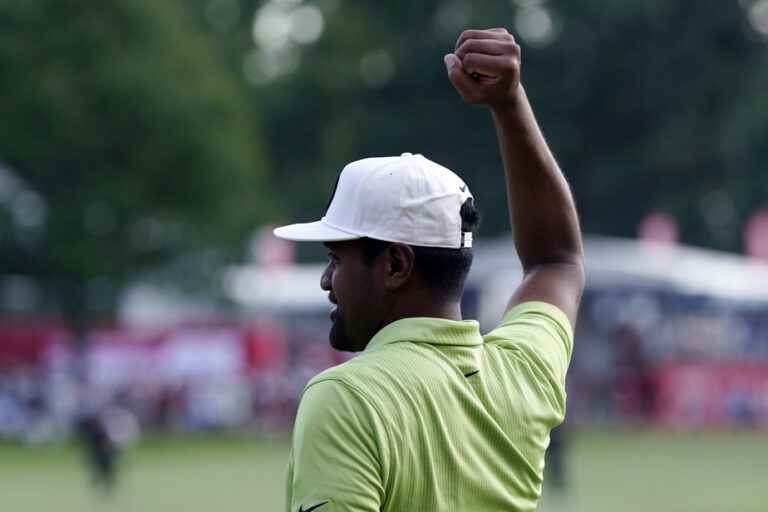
[483, 301, 574, 384]
[293, 359, 392, 474]
[486, 301, 573, 342]
[296, 376, 371, 428]
[301, 345, 435, 426]
[299, 354, 391, 424]
[290, 364, 389, 511]
[305, 348, 410, 396]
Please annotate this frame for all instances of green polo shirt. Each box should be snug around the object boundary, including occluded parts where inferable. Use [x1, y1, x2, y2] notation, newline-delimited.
[286, 301, 573, 512]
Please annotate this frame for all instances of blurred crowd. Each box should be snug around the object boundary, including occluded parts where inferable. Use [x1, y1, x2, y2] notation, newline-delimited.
[0, 315, 351, 443]
[2, 286, 768, 445]
[570, 288, 768, 427]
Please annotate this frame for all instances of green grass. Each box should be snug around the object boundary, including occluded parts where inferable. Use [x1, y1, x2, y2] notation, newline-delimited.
[1, 430, 766, 512]
[552, 430, 768, 512]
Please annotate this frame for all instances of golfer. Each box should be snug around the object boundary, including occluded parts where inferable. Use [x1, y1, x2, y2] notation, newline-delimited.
[275, 27, 584, 512]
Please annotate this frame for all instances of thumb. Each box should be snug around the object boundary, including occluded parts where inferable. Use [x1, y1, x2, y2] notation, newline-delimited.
[444, 53, 476, 99]
[443, 53, 462, 73]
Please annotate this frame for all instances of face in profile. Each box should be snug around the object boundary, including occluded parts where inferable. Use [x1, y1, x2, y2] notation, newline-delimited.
[321, 241, 383, 352]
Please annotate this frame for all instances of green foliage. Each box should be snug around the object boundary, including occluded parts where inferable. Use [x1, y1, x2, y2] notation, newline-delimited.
[2, 0, 766, 314]
[212, 0, 768, 255]
[0, 0, 272, 316]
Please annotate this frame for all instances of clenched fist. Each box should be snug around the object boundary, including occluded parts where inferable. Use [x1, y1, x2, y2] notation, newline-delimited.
[445, 28, 521, 108]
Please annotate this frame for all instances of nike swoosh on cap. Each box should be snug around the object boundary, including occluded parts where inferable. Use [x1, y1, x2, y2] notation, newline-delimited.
[299, 501, 329, 512]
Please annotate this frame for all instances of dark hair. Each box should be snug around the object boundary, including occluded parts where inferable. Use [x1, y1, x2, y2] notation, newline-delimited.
[360, 198, 481, 300]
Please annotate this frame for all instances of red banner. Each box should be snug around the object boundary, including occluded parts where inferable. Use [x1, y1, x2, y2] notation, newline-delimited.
[655, 363, 768, 429]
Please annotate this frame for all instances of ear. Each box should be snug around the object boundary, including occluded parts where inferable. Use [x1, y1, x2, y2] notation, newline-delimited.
[383, 243, 415, 291]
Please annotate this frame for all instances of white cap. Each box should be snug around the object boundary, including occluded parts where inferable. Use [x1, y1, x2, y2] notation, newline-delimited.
[273, 153, 474, 249]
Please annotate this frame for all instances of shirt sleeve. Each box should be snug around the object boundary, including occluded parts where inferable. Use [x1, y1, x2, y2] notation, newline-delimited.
[287, 379, 387, 512]
[483, 301, 574, 411]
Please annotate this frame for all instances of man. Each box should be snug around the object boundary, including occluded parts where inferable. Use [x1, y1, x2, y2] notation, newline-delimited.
[76, 408, 119, 496]
[274, 27, 584, 512]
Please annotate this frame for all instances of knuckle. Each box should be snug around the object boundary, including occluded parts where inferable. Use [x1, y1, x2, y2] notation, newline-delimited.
[505, 56, 518, 70]
[456, 39, 474, 56]
[463, 52, 478, 64]
[501, 40, 517, 53]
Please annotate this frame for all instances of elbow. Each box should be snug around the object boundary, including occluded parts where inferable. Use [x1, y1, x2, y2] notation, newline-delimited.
[521, 249, 585, 277]
[571, 256, 586, 292]
[558, 255, 586, 292]
[522, 253, 586, 291]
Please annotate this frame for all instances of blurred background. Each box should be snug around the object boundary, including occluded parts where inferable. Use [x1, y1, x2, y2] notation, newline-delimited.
[1, 1, 768, 511]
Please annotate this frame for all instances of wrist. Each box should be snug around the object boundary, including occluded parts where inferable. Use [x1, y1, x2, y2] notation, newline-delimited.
[489, 83, 526, 117]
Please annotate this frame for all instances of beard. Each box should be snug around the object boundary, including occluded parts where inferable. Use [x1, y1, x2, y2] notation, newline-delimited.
[329, 309, 360, 352]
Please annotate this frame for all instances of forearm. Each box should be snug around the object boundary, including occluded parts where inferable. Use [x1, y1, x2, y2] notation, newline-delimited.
[491, 86, 583, 272]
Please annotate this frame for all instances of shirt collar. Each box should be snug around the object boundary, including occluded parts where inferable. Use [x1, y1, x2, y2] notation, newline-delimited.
[365, 316, 483, 352]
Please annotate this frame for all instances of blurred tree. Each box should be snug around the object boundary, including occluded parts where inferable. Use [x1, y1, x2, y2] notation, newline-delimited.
[190, 0, 768, 256]
[0, 0, 272, 325]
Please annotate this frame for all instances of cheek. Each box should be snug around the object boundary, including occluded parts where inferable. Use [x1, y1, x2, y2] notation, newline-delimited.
[334, 266, 375, 319]
[334, 270, 355, 309]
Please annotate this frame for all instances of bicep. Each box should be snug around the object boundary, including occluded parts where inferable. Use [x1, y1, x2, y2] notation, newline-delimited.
[289, 380, 385, 512]
[506, 262, 585, 327]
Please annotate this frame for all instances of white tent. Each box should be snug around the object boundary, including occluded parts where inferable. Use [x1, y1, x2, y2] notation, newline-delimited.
[470, 236, 768, 328]
[220, 235, 768, 326]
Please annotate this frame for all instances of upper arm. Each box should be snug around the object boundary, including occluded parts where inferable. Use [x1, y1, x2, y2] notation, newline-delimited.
[288, 380, 386, 512]
[506, 261, 585, 328]
[485, 301, 575, 413]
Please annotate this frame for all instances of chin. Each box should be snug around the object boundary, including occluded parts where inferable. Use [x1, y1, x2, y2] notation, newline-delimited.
[329, 321, 361, 352]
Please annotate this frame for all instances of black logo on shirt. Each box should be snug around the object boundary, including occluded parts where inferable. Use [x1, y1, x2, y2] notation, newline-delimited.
[464, 370, 480, 378]
[299, 501, 329, 512]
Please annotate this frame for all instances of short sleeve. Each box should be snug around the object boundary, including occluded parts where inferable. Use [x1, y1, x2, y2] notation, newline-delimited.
[287, 379, 387, 512]
[483, 301, 574, 397]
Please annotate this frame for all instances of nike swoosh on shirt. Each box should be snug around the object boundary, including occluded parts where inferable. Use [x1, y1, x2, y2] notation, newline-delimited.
[464, 370, 480, 378]
[299, 501, 329, 512]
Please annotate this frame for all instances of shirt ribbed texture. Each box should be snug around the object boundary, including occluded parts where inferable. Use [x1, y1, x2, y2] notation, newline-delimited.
[287, 301, 573, 512]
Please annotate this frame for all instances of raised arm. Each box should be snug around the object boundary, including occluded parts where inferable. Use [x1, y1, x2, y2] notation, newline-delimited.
[445, 28, 585, 326]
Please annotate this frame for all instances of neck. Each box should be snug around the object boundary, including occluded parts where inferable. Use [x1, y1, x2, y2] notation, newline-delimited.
[361, 292, 463, 352]
[381, 293, 463, 325]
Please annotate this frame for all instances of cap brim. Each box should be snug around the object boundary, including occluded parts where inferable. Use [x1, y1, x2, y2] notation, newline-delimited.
[273, 220, 360, 243]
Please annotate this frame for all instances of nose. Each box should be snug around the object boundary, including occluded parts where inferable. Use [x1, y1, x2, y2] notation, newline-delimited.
[320, 263, 332, 291]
